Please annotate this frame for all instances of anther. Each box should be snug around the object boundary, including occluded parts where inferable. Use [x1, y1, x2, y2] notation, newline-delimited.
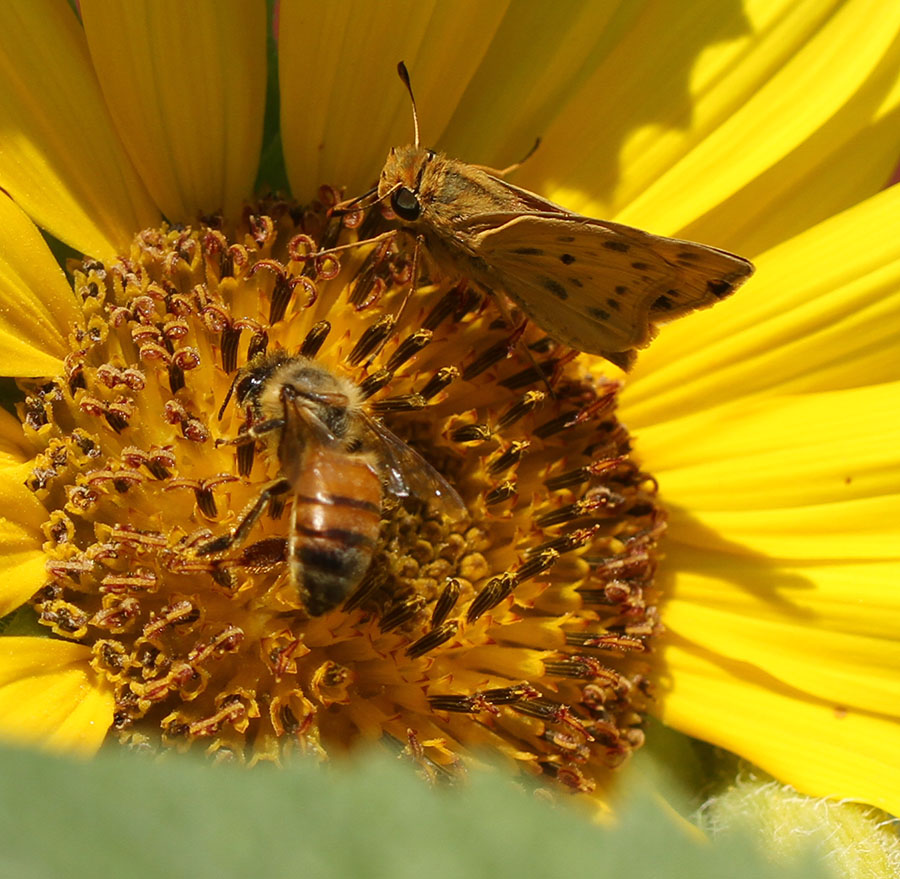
[386, 329, 432, 371]
[462, 332, 519, 381]
[346, 316, 395, 366]
[358, 369, 394, 400]
[450, 423, 492, 444]
[379, 596, 427, 632]
[418, 366, 459, 400]
[430, 578, 461, 627]
[484, 481, 517, 506]
[300, 320, 331, 358]
[405, 621, 458, 658]
[466, 572, 518, 622]
[369, 393, 425, 413]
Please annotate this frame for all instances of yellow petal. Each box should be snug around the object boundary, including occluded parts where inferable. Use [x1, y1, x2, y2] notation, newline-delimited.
[279, 0, 509, 198]
[634, 382, 900, 508]
[0, 407, 31, 464]
[81, 0, 267, 223]
[0, 541, 47, 618]
[0, 462, 51, 616]
[656, 641, 900, 817]
[667, 495, 900, 560]
[0, 0, 159, 260]
[622, 185, 900, 427]
[662, 578, 900, 715]
[530, 1, 900, 257]
[0, 637, 113, 754]
[0, 193, 84, 375]
[439, 4, 640, 167]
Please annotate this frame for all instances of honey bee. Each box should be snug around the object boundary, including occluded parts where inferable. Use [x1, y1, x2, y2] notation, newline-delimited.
[199, 352, 465, 615]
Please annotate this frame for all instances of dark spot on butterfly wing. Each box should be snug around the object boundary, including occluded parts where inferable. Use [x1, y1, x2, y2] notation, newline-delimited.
[588, 307, 611, 321]
[614, 285, 628, 295]
[512, 246, 544, 256]
[569, 277, 584, 288]
[676, 250, 701, 261]
[558, 235, 576, 243]
[603, 240, 630, 253]
[542, 277, 568, 300]
[631, 261, 649, 270]
[707, 279, 733, 298]
[606, 297, 620, 311]
[559, 253, 576, 265]
[653, 294, 675, 311]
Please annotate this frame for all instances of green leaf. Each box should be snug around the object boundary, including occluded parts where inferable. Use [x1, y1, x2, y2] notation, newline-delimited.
[254, 0, 288, 195]
[0, 743, 834, 879]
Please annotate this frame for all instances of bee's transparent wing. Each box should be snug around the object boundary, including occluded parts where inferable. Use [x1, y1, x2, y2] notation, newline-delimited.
[360, 413, 467, 521]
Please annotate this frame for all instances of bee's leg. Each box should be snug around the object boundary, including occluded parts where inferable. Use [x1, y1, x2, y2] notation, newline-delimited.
[215, 418, 286, 448]
[470, 137, 542, 178]
[196, 478, 291, 556]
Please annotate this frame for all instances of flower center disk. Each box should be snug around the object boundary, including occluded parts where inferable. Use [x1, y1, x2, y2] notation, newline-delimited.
[24, 194, 664, 793]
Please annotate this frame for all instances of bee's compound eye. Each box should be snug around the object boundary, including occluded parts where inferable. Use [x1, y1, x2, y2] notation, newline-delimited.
[391, 186, 421, 221]
[235, 373, 262, 404]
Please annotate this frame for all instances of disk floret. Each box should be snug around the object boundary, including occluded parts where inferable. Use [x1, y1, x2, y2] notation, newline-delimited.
[24, 197, 664, 793]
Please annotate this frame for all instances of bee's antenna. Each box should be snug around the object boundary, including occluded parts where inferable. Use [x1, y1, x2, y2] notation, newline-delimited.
[217, 372, 240, 421]
[397, 61, 419, 148]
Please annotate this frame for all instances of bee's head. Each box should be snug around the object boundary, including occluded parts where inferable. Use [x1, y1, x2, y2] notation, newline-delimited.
[279, 361, 360, 443]
[378, 144, 437, 223]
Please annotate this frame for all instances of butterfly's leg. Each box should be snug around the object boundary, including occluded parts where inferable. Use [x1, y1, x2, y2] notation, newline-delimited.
[310, 230, 396, 259]
[332, 185, 379, 214]
[470, 138, 542, 178]
[391, 233, 423, 329]
[488, 290, 557, 398]
[364, 233, 424, 366]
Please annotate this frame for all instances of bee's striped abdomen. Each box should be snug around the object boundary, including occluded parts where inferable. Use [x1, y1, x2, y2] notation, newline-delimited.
[289, 447, 382, 615]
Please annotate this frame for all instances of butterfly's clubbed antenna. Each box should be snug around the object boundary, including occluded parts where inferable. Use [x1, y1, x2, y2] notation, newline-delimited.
[397, 61, 420, 148]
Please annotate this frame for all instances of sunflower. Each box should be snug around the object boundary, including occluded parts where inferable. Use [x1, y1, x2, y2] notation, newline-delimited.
[0, 0, 897, 820]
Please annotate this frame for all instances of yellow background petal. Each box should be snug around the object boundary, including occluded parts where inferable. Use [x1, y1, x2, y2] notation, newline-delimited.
[0, 462, 52, 616]
[668, 496, 900, 560]
[81, 0, 267, 223]
[0, 637, 113, 754]
[622, 185, 900, 427]
[634, 383, 900, 507]
[662, 578, 900, 715]
[0, 193, 84, 375]
[280, 0, 510, 198]
[656, 641, 900, 817]
[529, 0, 900, 258]
[277, 0, 897, 285]
[0, 0, 159, 260]
[0, 407, 32, 464]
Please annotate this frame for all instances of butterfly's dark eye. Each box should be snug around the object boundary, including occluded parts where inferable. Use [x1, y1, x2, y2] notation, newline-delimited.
[391, 186, 421, 221]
